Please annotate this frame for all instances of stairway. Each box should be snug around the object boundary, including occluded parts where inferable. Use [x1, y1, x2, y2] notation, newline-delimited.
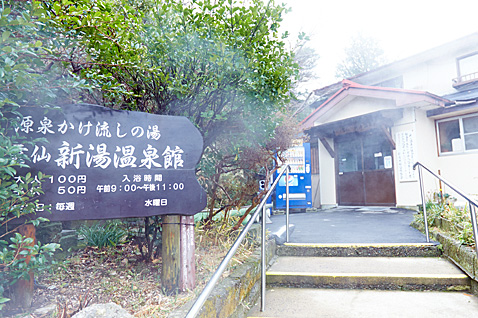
[247, 243, 478, 318]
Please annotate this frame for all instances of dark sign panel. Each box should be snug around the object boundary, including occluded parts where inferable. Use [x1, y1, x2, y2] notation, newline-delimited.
[14, 104, 206, 221]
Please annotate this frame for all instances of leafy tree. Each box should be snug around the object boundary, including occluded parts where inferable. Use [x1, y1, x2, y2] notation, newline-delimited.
[43, 0, 298, 147]
[0, 1, 88, 107]
[335, 34, 387, 79]
[287, 33, 319, 119]
[41, 0, 300, 229]
[290, 33, 319, 97]
[0, 2, 65, 308]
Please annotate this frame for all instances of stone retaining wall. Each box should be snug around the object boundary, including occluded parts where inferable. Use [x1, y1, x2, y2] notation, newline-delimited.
[170, 235, 277, 318]
[412, 219, 478, 294]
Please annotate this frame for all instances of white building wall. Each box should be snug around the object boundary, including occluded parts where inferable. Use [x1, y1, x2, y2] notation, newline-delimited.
[437, 150, 478, 204]
[358, 35, 478, 97]
[314, 97, 397, 126]
[414, 109, 442, 203]
[309, 34, 478, 208]
[391, 108, 420, 207]
[393, 108, 478, 206]
[318, 136, 337, 208]
[390, 107, 440, 208]
[402, 59, 457, 96]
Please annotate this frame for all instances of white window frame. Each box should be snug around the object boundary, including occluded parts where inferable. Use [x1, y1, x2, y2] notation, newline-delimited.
[456, 52, 478, 82]
[437, 114, 478, 155]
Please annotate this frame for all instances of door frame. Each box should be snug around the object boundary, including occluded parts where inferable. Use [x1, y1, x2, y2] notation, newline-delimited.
[335, 129, 396, 206]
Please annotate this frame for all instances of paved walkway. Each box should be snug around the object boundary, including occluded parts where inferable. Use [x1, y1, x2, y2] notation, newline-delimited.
[248, 288, 478, 318]
[267, 207, 430, 243]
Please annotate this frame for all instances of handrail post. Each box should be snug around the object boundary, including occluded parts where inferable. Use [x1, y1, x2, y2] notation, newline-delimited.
[469, 202, 478, 256]
[417, 165, 430, 243]
[414, 161, 478, 260]
[260, 203, 266, 311]
[286, 166, 290, 242]
[185, 165, 290, 318]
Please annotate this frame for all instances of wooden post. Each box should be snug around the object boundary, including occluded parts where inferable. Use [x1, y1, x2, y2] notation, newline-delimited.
[438, 170, 444, 204]
[180, 215, 195, 291]
[162, 215, 196, 294]
[11, 224, 35, 308]
[162, 215, 181, 295]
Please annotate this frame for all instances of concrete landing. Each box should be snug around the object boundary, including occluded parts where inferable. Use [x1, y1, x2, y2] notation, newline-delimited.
[247, 288, 478, 318]
[268, 208, 428, 244]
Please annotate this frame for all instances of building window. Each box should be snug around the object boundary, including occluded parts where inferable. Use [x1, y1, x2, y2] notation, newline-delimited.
[453, 52, 478, 88]
[437, 114, 478, 154]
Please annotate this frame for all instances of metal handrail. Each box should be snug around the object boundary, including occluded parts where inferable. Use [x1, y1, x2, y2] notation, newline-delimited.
[413, 162, 478, 258]
[186, 165, 290, 318]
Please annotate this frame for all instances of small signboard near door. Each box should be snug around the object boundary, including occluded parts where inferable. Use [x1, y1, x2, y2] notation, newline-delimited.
[395, 130, 417, 182]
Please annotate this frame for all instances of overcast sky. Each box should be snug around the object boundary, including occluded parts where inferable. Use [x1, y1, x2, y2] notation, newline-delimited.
[280, 0, 478, 88]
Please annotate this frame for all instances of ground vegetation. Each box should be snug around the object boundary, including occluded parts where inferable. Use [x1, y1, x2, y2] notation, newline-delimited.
[414, 194, 475, 247]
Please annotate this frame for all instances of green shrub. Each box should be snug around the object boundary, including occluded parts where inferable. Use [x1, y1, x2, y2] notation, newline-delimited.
[77, 221, 126, 248]
[415, 201, 475, 247]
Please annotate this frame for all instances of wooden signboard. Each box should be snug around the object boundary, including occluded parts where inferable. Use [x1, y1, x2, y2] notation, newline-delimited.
[14, 104, 207, 221]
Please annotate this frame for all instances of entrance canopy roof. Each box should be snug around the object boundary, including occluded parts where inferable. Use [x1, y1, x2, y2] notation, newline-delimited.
[305, 108, 403, 140]
[301, 80, 449, 130]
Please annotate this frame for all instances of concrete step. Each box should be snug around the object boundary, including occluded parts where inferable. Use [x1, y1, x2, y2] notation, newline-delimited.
[247, 288, 478, 318]
[266, 256, 470, 291]
[277, 242, 441, 257]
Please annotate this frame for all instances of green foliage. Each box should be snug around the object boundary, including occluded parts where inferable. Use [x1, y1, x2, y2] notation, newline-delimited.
[41, 0, 299, 225]
[1, 0, 299, 268]
[0, 1, 89, 107]
[47, 0, 298, 147]
[0, 105, 59, 309]
[77, 221, 127, 248]
[0, 232, 59, 283]
[414, 201, 475, 246]
[0, 2, 76, 306]
[457, 221, 474, 246]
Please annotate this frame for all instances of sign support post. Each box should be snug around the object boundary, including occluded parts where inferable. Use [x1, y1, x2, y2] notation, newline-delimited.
[162, 215, 181, 295]
[162, 215, 196, 294]
[180, 215, 195, 291]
